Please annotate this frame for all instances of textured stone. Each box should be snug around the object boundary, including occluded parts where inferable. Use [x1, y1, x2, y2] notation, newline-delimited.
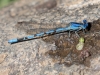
[73, 72, 80, 75]
[0, 68, 10, 75]
[0, 53, 7, 64]
[0, 0, 100, 75]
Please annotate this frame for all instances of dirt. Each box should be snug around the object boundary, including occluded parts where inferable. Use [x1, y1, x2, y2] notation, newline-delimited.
[40, 20, 100, 67]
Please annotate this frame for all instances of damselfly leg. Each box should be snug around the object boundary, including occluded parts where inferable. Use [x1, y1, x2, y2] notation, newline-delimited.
[68, 31, 71, 37]
[83, 29, 86, 34]
[75, 31, 80, 37]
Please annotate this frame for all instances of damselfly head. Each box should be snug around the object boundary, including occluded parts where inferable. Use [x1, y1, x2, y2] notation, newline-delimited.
[83, 20, 87, 23]
[83, 19, 88, 28]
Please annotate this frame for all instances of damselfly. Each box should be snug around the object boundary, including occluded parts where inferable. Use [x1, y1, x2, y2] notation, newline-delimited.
[8, 20, 88, 44]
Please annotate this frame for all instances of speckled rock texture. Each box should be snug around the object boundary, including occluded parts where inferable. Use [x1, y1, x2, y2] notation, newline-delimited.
[0, 0, 100, 75]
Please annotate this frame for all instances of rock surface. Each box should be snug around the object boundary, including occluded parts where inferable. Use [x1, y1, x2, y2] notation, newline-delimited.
[0, 0, 100, 75]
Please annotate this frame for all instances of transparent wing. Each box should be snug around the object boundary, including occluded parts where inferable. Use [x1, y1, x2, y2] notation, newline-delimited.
[15, 21, 68, 35]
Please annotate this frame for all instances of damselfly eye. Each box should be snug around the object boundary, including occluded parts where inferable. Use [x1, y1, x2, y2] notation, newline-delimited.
[83, 20, 87, 23]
